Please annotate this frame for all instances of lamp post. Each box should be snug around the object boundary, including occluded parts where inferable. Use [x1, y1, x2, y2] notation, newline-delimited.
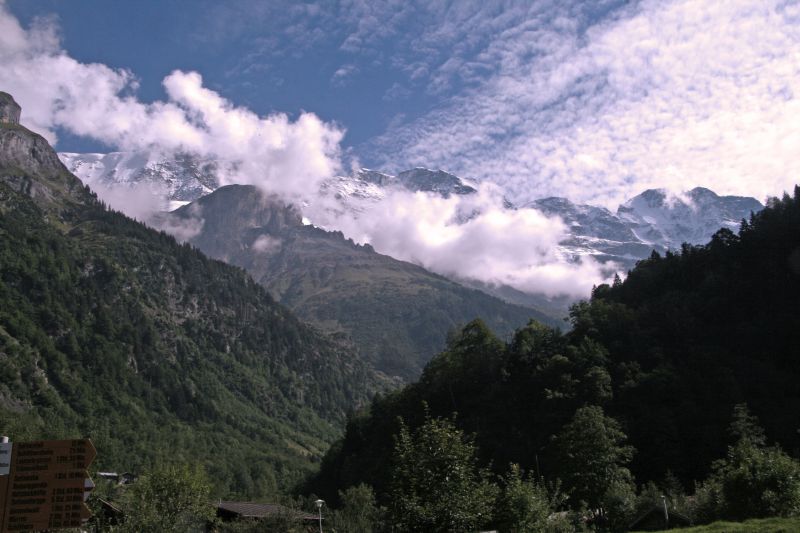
[315, 498, 325, 533]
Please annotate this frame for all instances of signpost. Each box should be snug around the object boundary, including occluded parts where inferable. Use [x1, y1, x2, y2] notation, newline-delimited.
[0, 439, 96, 532]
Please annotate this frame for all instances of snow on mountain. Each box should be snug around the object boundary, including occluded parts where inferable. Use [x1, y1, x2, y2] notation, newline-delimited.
[316, 167, 477, 218]
[395, 168, 477, 196]
[58, 150, 763, 274]
[617, 187, 764, 249]
[59, 151, 220, 209]
[527, 197, 656, 266]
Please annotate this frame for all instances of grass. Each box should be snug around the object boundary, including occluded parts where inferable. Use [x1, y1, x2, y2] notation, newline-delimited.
[633, 516, 800, 532]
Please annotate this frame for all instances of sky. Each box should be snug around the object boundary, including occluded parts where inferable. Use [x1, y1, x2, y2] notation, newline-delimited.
[2, 0, 799, 297]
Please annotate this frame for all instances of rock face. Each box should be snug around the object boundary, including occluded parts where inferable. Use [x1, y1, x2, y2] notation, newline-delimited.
[0, 93, 90, 214]
[0, 124, 65, 177]
[0, 92, 21, 125]
[0, 93, 62, 175]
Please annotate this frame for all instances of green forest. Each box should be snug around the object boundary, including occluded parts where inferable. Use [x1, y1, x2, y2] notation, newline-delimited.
[305, 186, 800, 530]
[0, 122, 381, 497]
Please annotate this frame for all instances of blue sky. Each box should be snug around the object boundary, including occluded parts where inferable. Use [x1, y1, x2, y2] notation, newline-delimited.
[7, 0, 451, 153]
[3, 0, 800, 208]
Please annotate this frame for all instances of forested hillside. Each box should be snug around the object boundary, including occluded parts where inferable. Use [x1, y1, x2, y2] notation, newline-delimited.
[308, 187, 800, 516]
[170, 185, 551, 380]
[0, 118, 379, 497]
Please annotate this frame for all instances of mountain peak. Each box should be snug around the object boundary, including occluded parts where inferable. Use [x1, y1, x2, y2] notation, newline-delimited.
[395, 168, 476, 196]
[172, 183, 304, 235]
[0, 92, 21, 125]
[616, 186, 763, 248]
[688, 186, 719, 199]
[628, 188, 669, 208]
[0, 95, 88, 213]
[356, 168, 395, 186]
[534, 196, 576, 210]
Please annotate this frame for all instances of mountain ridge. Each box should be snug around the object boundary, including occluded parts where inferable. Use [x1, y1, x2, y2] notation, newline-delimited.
[167, 184, 551, 380]
[59, 151, 764, 277]
[1, 97, 380, 497]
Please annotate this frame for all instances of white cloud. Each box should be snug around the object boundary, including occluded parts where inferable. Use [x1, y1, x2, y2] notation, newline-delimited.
[5, 1, 721, 298]
[383, 83, 411, 101]
[0, 3, 344, 203]
[151, 204, 205, 243]
[364, 0, 800, 208]
[331, 64, 359, 87]
[307, 183, 610, 298]
[252, 234, 282, 253]
[89, 180, 170, 223]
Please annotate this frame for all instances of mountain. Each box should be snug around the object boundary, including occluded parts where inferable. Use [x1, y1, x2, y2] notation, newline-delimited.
[0, 92, 378, 497]
[59, 150, 763, 275]
[59, 152, 475, 209]
[307, 185, 800, 505]
[523, 188, 763, 269]
[59, 151, 221, 210]
[394, 168, 477, 196]
[617, 187, 764, 249]
[165, 185, 550, 380]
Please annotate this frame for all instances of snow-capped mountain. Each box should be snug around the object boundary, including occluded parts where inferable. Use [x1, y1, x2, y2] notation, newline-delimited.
[316, 167, 477, 216]
[617, 187, 763, 249]
[59, 151, 221, 210]
[524, 188, 762, 268]
[58, 151, 763, 272]
[527, 197, 655, 266]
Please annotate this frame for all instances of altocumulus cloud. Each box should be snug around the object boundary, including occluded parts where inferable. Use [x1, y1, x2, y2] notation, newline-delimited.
[0, 2, 612, 298]
[0, 2, 344, 202]
[365, 0, 800, 208]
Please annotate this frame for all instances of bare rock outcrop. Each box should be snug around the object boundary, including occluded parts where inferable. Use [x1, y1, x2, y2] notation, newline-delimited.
[0, 92, 91, 213]
[0, 92, 21, 124]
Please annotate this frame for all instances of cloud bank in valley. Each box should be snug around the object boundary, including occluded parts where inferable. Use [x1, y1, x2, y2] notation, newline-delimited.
[308, 184, 611, 298]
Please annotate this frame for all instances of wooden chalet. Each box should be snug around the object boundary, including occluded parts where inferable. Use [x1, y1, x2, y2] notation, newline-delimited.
[215, 501, 321, 530]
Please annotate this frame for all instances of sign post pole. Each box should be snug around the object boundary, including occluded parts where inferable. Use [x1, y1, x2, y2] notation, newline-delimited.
[0, 437, 11, 531]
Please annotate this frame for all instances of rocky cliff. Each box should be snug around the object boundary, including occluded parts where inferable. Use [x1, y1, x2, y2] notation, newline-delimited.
[0, 92, 21, 125]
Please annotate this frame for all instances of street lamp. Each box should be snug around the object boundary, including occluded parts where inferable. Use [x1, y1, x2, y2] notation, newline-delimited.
[315, 498, 325, 533]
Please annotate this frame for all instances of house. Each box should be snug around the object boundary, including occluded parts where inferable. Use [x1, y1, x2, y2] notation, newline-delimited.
[94, 498, 124, 526]
[215, 501, 321, 530]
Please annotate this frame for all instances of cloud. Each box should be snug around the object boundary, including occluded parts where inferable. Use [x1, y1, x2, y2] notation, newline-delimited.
[0, 3, 344, 204]
[382, 83, 411, 102]
[200, 2, 541, 101]
[88, 179, 170, 223]
[307, 182, 611, 298]
[362, 0, 800, 208]
[151, 204, 205, 243]
[3, 1, 722, 299]
[252, 234, 282, 253]
[331, 64, 359, 87]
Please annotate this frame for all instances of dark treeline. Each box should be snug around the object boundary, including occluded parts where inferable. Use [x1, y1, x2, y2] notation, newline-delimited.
[306, 186, 800, 523]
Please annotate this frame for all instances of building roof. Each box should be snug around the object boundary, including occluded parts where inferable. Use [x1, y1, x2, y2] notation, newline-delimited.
[216, 501, 319, 521]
